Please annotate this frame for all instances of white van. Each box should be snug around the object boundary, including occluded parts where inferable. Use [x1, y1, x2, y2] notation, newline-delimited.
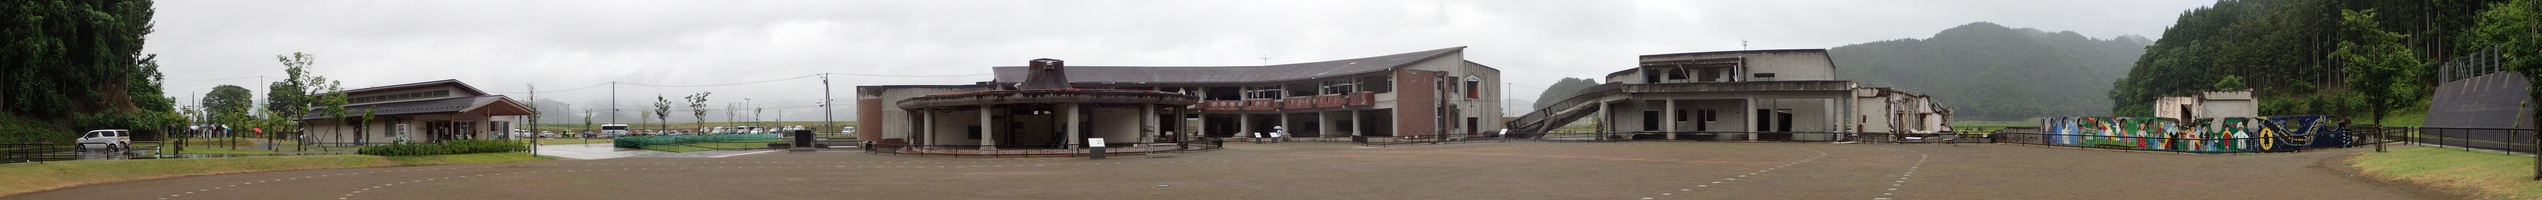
[76, 129, 132, 151]
[600, 124, 630, 137]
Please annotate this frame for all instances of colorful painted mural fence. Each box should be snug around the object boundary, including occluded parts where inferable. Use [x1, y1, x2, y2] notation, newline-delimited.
[1996, 115, 2357, 153]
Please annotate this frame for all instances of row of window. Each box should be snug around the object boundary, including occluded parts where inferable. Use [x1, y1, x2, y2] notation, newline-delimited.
[350, 90, 451, 104]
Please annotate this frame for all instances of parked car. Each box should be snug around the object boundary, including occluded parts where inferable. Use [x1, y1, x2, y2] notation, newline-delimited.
[540, 131, 556, 138]
[76, 129, 132, 152]
[601, 124, 629, 137]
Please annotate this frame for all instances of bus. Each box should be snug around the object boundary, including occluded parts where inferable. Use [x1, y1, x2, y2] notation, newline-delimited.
[600, 124, 629, 137]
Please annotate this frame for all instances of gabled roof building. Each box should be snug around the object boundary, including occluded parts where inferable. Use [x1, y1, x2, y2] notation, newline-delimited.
[300, 79, 536, 144]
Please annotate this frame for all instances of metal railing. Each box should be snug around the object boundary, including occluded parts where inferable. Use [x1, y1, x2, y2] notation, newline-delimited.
[3, 142, 56, 164]
[2406, 127, 2538, 154]
[864, 137, 1223, 158]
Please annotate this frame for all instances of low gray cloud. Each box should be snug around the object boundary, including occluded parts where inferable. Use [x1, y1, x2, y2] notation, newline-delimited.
[147, 0, 2214, 121]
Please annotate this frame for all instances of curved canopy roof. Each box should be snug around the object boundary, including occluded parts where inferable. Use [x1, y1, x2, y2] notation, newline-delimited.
[989, 46, 1464, 84]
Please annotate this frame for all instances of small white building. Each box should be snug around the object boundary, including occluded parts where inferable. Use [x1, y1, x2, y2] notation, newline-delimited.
[2153, 90, 2255, 120]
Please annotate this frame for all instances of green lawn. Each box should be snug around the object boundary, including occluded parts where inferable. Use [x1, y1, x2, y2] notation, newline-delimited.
[2349, 146, 2542, 199]
[0, 152, 564, 197]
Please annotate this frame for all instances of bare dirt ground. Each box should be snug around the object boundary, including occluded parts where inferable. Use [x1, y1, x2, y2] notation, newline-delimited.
[8, 142, 2443, 200]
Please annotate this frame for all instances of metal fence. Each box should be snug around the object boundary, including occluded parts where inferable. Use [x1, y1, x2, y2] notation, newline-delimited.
[2404, 127, 2539, 154]
[3, 142, 57, 164]
[864, 137, 1224, 158]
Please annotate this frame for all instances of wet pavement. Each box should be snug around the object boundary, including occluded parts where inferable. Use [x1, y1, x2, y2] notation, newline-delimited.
[532, 144, 779, 160]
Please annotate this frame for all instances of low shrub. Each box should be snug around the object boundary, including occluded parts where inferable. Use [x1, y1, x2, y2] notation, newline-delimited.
[357, 139, 528, 156]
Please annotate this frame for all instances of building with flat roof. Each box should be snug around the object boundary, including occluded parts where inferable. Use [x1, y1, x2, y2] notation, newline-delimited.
[1509, 49, 1951, 141]
[859, 47, 1502, 145]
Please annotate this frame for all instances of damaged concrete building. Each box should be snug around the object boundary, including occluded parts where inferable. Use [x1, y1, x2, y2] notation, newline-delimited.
[1506, 49, 1952, 141]
[857, 47, 1504, 146]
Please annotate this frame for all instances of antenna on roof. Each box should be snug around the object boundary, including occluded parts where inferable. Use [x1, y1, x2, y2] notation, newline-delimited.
[1742, 40, 1749, 50]
[1260, 55, 1270, 66]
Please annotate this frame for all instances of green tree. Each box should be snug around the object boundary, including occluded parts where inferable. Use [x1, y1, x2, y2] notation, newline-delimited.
[266, 52, 328, 148]
[2, 0, 157, 116]
[202, 85, 254, 124]
[524, 84, 538, 138]
[317, 80, 346, 145]
[2213, 75, 2247, 90]
[582, 109, 594, 135]
[653, 95, 672, 131]
[686, 92, 711, 130]
[359, 107, 375, 145]
[2331, 9, 2427, 126]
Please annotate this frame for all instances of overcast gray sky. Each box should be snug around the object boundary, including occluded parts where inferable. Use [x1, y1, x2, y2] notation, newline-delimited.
[148, 0, 2216, 121]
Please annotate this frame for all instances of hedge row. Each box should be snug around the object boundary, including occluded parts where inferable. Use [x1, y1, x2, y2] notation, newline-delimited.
[614, 134, 781, 148]
[357, 140, 528, 156]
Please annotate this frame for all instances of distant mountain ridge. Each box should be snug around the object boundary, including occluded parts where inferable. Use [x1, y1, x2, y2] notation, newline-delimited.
[1832, 22, 2150, 120]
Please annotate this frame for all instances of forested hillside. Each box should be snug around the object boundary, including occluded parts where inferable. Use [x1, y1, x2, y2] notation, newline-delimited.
[1, 0, 176, 143]
[1833, 22, 2151, 120]
[2109, 0, 2539, 120]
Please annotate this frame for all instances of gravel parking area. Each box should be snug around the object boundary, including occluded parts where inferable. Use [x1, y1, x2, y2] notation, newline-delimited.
[7, 142, 2443, 199]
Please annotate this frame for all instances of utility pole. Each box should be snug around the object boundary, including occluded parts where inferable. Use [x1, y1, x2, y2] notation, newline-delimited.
[611, 82, 618, 125]
[823, 73, 835, 133]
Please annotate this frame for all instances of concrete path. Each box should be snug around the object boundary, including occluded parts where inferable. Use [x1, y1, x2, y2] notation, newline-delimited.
[532, 144, 780, 160]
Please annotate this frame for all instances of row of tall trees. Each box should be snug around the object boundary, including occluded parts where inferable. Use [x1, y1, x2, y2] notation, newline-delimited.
[1, 0, 179, 143]
[2110, 0, 2540, 126]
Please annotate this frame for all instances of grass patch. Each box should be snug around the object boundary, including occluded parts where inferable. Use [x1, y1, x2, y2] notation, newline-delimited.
[642, 145, 713, 153]
[384, 153, 568, 165]
[2348, 146, 2542, 199]
[0, 152, 567, 197]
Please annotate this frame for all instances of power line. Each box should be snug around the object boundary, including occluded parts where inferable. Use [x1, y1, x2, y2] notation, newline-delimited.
[620, 74, 822, 87]
[486, 82, 611, 94]
[822, 72, 992, 78]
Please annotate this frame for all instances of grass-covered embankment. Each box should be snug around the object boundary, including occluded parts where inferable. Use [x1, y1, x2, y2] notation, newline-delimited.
[0, 153, 564, 197]
[2349, 146, 2542, 199]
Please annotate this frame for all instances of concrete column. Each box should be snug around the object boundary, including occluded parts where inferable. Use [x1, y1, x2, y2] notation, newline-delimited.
[1195, 113, 1208, 138]
[921, 109, 934, 146]
[1597, 100, 1610, 139]
[1239, 114, 1254, 138]
[1350, 110, 1363, 136]
[1664, 99, 1677, 140]
[1142, 104, 1156, 142]
[1318, 111, 1332, 138]
[981, 105, 997, 151]
[1065, 103, 1081, 149]
[1278, 112, 1291, 138]
[1745, 99, 1757, 141]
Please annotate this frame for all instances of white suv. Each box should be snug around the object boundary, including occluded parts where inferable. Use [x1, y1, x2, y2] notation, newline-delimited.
[76, 129, 132, 152]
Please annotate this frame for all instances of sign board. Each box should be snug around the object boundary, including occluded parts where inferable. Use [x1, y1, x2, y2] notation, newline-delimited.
[1087, 138, 1106, 147]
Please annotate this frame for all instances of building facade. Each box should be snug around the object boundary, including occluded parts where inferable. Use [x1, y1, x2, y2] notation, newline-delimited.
[299, 79, 536, 144]
[1508, 49, 1952, 141]
[859, 47, 1503, 144]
